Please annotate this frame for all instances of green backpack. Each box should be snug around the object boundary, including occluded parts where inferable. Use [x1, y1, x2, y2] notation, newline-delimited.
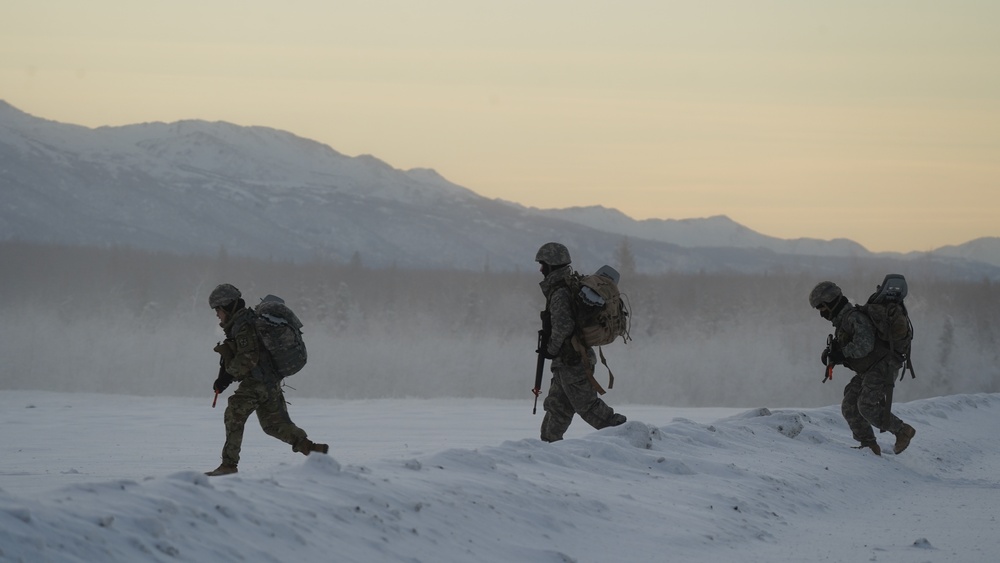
[254, 295, 308, 378]
[857, 274, 915, 380]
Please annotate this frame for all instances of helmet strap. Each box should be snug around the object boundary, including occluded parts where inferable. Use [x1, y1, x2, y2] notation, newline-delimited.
[826, 295, 848, 319]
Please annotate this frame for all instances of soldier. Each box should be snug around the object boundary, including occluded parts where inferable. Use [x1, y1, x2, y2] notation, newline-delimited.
[535, 242, 626, 442]
[809, 281, 916, 456]
[205, 283, 328, 476]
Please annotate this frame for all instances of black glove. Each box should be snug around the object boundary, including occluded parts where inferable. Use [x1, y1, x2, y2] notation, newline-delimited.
[821, 341, 845, 366]
[213, 370, 234, 393]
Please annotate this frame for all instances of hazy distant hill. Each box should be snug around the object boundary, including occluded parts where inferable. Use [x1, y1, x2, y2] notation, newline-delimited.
[1, 100, 997, 278]
[931, 237, 1000, 268]
[530, 206, 870, 257]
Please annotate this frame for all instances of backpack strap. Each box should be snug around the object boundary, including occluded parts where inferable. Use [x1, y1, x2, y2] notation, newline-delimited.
[570, 334, 606, 395]
[900, 305, 916, 380]
[588, 371, 607, 396]
[598, 346, 615, 391]
[900, 354, 916, 381]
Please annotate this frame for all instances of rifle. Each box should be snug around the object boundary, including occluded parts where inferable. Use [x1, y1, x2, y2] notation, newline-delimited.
[212, 359, 226, 408]
[533, 311, 551, 414]
[822, 334, 835, 383]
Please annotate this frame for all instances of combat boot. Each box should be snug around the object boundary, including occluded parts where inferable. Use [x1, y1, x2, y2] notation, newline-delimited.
[893, 423, 916, 454]
[608, 413, 627, 427]
[205, 464, 238, 476]
[858, 440, 881, 456]
[294, 438, 330, 456]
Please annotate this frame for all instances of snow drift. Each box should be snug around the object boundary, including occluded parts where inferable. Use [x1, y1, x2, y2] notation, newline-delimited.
[1, 392, 997, 562]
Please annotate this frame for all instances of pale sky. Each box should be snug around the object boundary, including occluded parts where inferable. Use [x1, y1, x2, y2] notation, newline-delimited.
[2, 0, 998, 252]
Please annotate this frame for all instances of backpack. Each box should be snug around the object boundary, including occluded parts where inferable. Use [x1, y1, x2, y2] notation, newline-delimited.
[570, 265, 632, 347]
[857, 274, 915, 380]
[254, 294, 308, 378]
[560, 265, 632, 394]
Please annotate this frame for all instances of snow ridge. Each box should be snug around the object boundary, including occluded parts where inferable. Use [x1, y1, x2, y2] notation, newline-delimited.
[1, 393, 997, 562]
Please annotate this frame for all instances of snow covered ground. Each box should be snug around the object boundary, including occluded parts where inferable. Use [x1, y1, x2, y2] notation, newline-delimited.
[1, 390, 998, 562]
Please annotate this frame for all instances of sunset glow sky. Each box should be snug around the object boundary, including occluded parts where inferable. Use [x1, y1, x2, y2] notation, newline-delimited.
[3, 0, 998, 252]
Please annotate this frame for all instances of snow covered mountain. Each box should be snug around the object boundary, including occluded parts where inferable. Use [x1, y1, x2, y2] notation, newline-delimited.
[1, 100, 997, 276]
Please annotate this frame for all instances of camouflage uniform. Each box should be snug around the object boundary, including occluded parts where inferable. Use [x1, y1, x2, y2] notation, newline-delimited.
[538, 263, 623, 442]
[829, 304, 905, 442]
[811, 281, 914, 455]
[215, 305, 310, 467]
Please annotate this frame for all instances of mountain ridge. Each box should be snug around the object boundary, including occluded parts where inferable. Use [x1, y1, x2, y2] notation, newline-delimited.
[526, 205, 873, 257]
[2, 100, 997, 277]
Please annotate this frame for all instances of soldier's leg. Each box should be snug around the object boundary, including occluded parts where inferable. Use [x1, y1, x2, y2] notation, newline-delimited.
[841, 375, 876, 445]
[858, 363, 903, 434]
[541, 372, 575, 442]
[255, 385, 309, 451]
[221, 382, 260, 467]
[859, 361, 915, 453]
[560, 364, 618, 431]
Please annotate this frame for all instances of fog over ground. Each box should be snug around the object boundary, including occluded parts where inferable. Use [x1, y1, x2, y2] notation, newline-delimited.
[2, 242, 998, 407]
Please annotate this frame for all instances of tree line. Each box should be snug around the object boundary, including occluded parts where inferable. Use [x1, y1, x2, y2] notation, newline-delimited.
[1, 241, 997, 406]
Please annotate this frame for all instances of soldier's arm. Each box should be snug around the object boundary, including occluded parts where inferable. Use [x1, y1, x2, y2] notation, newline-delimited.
[224, 322, 260, 378]
[546, 288, 575, 356]
[842, 311, 876, 359]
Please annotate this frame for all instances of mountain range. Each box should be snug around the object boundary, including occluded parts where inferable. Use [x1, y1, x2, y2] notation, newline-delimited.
[2, 99, 998, 278]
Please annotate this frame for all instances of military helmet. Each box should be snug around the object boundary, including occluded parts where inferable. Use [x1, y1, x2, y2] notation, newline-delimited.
[209, 283, 242, 309]
[808, 281, 842, 309]
[535, 242, 571, 266]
